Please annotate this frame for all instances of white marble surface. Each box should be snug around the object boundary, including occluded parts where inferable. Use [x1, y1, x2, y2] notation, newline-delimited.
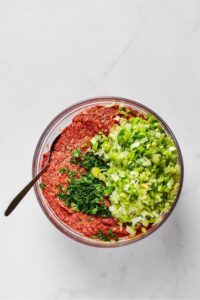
[0, 0, 200, 299]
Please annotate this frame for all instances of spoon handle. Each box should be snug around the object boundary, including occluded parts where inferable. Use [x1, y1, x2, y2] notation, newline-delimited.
[4, 171, 44, 216]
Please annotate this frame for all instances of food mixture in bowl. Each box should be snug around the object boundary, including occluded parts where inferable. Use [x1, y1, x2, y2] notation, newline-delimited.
[40, 104, 180, 242]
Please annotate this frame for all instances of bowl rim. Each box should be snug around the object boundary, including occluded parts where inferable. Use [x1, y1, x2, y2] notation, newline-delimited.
[32, 96, 184, 247]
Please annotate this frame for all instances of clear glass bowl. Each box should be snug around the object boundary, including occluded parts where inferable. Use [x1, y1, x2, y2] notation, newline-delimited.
[32, 97, 184, 247]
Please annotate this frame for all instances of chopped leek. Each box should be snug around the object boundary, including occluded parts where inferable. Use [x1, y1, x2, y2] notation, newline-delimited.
[91, 115, 180, 231]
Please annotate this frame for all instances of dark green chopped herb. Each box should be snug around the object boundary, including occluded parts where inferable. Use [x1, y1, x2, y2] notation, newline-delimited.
[71, 149, 82, 158]
[68, 170, 76, 178]
[59, 168, 69, 174]
[70, 158, 77, 164]
[93, 229, 111, 241]
[107, 229, 119, 241]
[93, 229, 119, 242]
[111, 233, 119, 242]
[58, 148, 111, 217]
[71, 151, 108, 171]
[57, 173, 111, 217]
[39, 183, 46, 189]
[82, 152, 108, 170]
[57, 184, 62, 190]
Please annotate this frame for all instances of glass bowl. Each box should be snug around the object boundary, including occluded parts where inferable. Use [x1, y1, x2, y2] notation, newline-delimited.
[32, 97, 184, 247]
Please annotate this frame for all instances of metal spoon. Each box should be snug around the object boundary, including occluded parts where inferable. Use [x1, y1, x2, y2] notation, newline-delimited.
[4, 133, 61, 216]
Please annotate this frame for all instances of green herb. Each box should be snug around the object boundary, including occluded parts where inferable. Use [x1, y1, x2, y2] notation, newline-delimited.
[68, 170, 76, 178]
[71, 151, 108, 171]
[71, 149, 82, 158]
[93, 229, 111, 241]
[57, 173, 111, 217]
[107, 229, 119, 241]
[93, 229, 119, 242]
[57, 192, 68, 202]
[39, 183, 46, 189]
[110, 232, 119, 242]
[57, 184, 62, 190]
[83, 152, 107, 170]
[59, 168, 69, 174]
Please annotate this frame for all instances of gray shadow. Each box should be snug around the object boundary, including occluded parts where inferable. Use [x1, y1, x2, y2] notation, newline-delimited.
[48, 189, 191, 299]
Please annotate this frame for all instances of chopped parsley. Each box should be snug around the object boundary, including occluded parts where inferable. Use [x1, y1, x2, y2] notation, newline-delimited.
[59, 168, 69, 174]
[39, 183, 46, 189]
[58, 148, 110, 217]
[71, 150, 108, 171]
[57, 184, 62, 190]
[71, 149, 82, 158]
[93, 229, 119, 242]
[57, 173, 111, 217]
[68, 170, 76, 178]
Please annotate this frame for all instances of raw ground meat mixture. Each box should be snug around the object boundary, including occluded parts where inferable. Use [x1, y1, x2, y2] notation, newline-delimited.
[41, 105, 131, 239]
